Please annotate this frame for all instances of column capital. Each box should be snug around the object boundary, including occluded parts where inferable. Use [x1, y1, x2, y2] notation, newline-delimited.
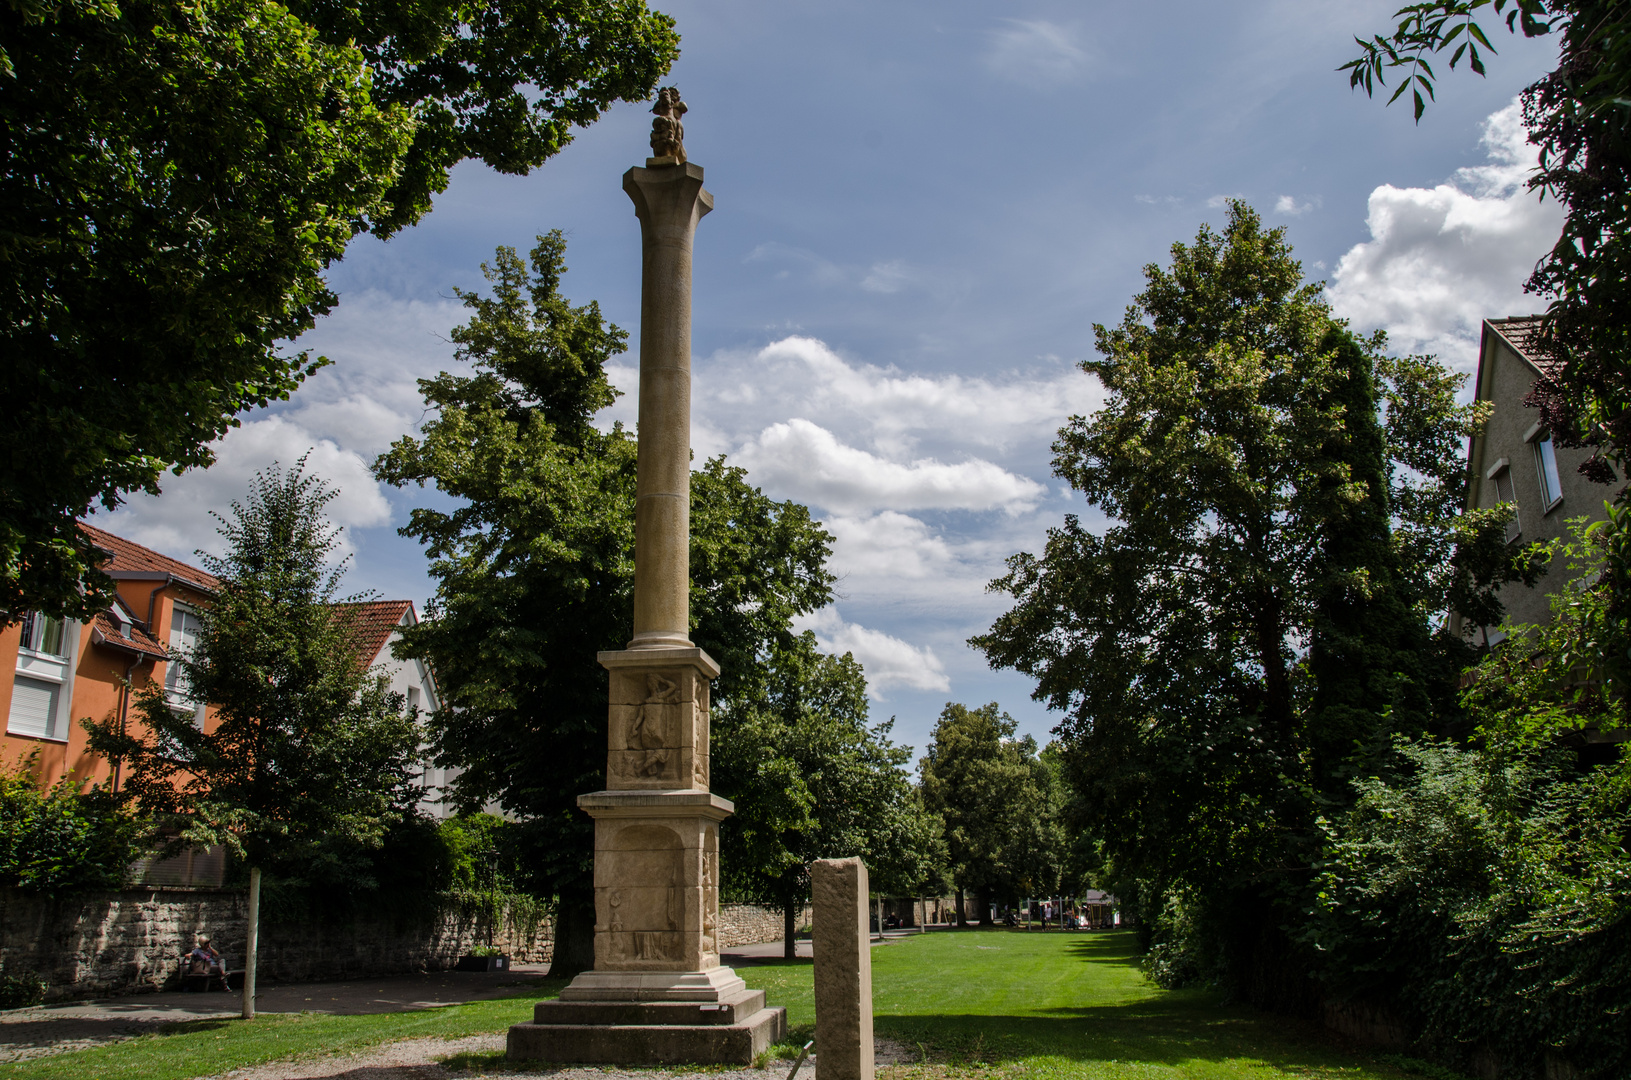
[622, 162, 714, 227]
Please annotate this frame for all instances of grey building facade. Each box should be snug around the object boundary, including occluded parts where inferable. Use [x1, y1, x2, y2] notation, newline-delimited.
[1456, 316, 1615, 642]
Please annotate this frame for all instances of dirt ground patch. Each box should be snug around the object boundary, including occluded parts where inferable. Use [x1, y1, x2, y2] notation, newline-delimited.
[205, 1035, 918, 1080]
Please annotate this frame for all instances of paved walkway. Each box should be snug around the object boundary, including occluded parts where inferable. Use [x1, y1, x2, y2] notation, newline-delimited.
[0, 963, 551, 1064]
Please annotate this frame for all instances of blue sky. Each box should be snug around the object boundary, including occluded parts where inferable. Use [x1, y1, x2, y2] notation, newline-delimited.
[100, 0, 1565, 759]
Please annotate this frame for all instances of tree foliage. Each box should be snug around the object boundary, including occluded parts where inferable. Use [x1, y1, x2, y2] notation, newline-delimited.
[0, 751, 147, 895]
[1307, 518, 1631, 1077]
[712, 634, 940, 954]
[918, 702, 1062, 919]
[0, 0, 679, 623]
[974, 203, 1534, 998]
[85, 461, 423, 881]
[373, 233, 836, 975]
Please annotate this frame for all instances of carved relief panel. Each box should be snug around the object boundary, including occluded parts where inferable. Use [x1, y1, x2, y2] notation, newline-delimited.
[605, 667, 712, 791]
[701, 823, 720, 965]
[595, 822, 692, 970]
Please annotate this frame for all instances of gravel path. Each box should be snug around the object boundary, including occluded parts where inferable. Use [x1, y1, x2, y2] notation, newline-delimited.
[205, 1036, 919, 1080]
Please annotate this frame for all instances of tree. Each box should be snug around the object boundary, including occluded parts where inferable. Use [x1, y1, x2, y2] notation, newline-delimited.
[918, 702, 1060, 925]
[373, 233, 835, 977]
[1, 0, 679, 624]
[711, 634, 937, 957]
[972, 203, 1534, 1001]
[86, 460, 422, 1018]
[1343, 2, 1630, 494]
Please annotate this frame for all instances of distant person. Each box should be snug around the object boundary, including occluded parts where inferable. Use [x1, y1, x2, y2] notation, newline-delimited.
[186, 938, 224, 987]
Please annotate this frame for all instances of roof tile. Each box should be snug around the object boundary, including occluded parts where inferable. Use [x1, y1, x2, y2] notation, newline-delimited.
[331, 600, 414, 667]
[77, 522, 220, 593]
[1489, 315, 1562, 377]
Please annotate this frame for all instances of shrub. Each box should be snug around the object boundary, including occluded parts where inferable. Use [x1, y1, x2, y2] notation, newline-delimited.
[0, 970, 45, 1009]
[0, 753, 147, 895]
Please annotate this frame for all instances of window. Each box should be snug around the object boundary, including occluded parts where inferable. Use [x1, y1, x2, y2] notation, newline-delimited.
[1534, 435, 1563, 510]
[1490, 464, 1521, 543]
[10, 612, 76, 740]
[165, 606, 206, 725]
[18, 612, 66, 658]
[8, 678, 61, 739]
[407, 686, 421, 715]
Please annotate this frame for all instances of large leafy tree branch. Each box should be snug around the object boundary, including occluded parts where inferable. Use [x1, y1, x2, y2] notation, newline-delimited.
[0, 0, 678, 623]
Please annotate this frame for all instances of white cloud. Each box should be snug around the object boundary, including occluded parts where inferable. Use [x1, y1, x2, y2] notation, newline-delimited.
[699, 336, 1103, 460]
[822, 512, 958, 581]
[795, 607, 950, 697]
[735, 419, 1045, 516]
[95, 417, 394, 564]
[1274, 194, 1318, 216]
[1328, 100, 1565, 370]
[984, 20, 1088, 88]
[1206, 194, 1242, 208]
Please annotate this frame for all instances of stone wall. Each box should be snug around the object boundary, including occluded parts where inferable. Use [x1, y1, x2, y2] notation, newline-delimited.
[717, 903, 809, 947]
[0, 889, 805, 1001]
[0, 887, 552, 1002]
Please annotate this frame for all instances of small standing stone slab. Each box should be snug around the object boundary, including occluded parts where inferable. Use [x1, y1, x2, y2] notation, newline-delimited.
[811, 857, 874, 1080]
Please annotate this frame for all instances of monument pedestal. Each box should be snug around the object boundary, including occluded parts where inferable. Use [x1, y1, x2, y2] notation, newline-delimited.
[507, 648, 786, 1064]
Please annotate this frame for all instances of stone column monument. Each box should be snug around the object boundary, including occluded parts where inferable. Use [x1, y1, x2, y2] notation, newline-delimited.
[507, 89, 787, 1066]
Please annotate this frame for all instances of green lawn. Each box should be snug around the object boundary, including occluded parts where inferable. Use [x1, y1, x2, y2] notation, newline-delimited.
[748, 929, 1418, 1080]
[1, 931, 1429, 1080]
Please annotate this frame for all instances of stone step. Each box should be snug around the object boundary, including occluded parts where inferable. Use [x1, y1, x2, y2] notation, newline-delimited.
[532, 988, 766, 1027]
[508, 1004, 787, 1065]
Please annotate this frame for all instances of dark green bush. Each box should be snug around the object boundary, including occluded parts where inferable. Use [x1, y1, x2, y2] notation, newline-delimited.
[0, 970, 45, 1009]
[1307, 517, 1631, 1078]
[0, 753, 147, 895]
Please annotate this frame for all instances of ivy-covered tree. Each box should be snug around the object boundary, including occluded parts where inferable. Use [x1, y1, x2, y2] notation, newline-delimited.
[973, 203, 1536, 1002]
[87, 460, 422, 1019]
[374, 233, 834, 977]
[1, 0, 679, 624]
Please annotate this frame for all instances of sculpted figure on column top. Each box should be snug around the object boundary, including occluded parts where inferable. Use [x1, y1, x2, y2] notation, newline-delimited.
[649, 87, 687, 165]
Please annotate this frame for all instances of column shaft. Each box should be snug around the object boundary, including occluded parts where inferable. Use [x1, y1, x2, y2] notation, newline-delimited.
[623, 164, 712, 650]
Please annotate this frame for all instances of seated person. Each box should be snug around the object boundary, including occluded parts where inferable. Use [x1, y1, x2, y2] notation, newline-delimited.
[186, 938, 223, 980]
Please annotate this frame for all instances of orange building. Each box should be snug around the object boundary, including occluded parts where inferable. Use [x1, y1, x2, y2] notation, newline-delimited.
[2, 525, 449, 813]
[1, 523, 218, 788]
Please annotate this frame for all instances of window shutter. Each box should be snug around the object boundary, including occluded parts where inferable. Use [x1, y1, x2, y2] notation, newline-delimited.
[8, 677, 59, 738]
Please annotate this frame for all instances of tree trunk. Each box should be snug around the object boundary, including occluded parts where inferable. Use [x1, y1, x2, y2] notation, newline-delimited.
[955, 887, 967, 928]
[241, 866, 260, 1020]
[783, 899, 797, 960]
[550, 883, 596, 981]
[976, 886, 993, 926]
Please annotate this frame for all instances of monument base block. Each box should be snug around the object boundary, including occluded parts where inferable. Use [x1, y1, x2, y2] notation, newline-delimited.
[508, 987, 787, 1065]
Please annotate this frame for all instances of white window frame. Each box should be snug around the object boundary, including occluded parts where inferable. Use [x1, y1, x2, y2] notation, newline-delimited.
[164, 603, 208, 727]
[1525, 421, 1565, 514]
[9, 613, 81, 741]
[1486, 457, 1521, 543]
